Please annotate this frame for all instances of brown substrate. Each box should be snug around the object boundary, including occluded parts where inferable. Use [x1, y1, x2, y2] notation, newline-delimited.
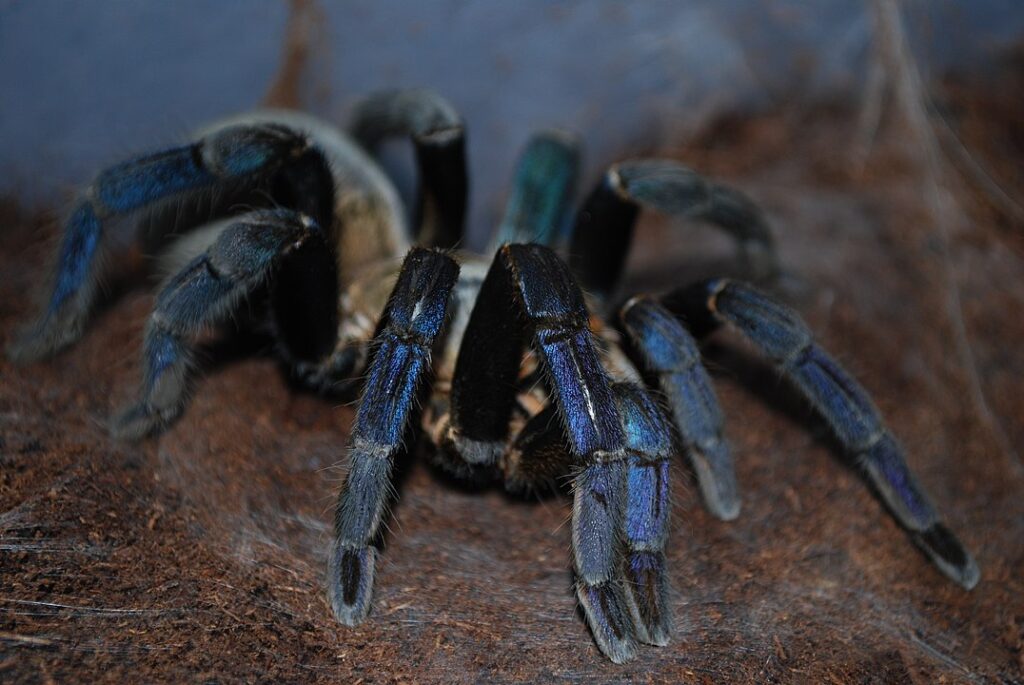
[2, 96, 1023, 684]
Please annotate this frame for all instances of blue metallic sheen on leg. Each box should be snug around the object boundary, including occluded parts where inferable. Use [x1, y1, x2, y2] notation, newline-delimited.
[95, 145, 215, 213]
[48, 202, 101, 313]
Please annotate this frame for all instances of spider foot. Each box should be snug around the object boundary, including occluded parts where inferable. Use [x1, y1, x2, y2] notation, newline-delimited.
[913, 523, 980, 590]
[109, 401, 181, 442]
[7, 309, 88, 364]
[688, 440, 741, 521]
[327, 542, 376, 625]
[577, 580, 638, 664]
[622, 551, 671, 646]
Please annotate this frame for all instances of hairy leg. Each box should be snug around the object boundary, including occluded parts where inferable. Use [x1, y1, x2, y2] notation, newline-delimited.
[569, 159, 777, 299]
[445, 244, 643, 662]
[110, 209, 324, 440]
[665, 278, 980, 589]
[490, 130, 580, 249]
[9, 124, 308, 362]
[620, 295, 740, 520]
[327, 248, 459, 624]
[612, 382, 674, 646]
[497, 381, 675, 647]
[350, 89, 467, 248]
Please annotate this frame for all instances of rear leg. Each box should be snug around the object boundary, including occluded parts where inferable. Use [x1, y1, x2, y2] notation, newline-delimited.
[619, 296, 740, 520]
[110, 209, 326, 440]
[350, 89, 467, 248]
[490, 130, 581, 250]
[8, 124, 309, 362]
[569, 159, 777, 299]
[666, 279, 980, 589]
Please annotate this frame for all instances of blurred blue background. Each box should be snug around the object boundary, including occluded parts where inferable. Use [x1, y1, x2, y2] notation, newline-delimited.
[2, 0, 1022, 243]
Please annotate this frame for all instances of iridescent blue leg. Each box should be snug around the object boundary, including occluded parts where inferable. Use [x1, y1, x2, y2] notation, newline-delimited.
[448, 244, 637, 662]
[489, 130, 580, 249]
[620, 296, 740, 520]
[327, 248, 459, 626]
[569, 159, 777, 299]
[350, 89, 467, 248]
[613, 382, 674, 646]
[8, 124, 308, 362]
[110, 209, 324, 440]
[666, 279, 980, 589]
[500, 382, 675, 648]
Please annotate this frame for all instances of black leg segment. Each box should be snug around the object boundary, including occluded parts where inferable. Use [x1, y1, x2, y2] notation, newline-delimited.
[350, 89, 467, 249]
[447, 244, 624, 464]
[569, 160, 777, 299]
[500, 404, 575, 494]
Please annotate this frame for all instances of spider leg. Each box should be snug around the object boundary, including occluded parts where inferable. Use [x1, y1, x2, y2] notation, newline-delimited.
[501, 382, 674, 647]
[8, 124, 309, 363]
[447, 244, 639, 662]
[569, 159, 777, 299]
[613, 382, 674, 646]
[495, 405, 564, 489]
[619, 296, 740, 520]
[489, 130, 580, 249]
[666, 279, 980, 589]
[328, 248, 459, 625]
[110, 209, 324, 440]
[350, 89, 467, 249]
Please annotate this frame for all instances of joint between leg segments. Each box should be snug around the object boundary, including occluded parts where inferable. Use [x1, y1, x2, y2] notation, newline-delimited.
[379, 329, 433, 353]
[591, 448, 629, 465]
[349, 439, 394, 461]
[81, 188, 115, 220]
[850, 429, 886, 457]
[704, 277, 729, 318]
[780, 340, 816, 372]
[440, 420, 505, 467]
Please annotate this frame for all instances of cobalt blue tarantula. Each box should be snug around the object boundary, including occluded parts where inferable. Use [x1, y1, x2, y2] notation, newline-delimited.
[9, 89, 979, 663]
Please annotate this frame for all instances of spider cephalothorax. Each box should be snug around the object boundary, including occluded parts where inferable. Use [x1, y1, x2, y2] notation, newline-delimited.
[9, 89, 978, 663]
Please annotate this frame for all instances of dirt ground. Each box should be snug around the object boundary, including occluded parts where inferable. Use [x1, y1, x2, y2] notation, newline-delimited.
[2, 76, 1024, 683]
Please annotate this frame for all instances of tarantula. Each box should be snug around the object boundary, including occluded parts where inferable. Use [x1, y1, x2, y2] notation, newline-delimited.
[9, 89, 979, 663]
